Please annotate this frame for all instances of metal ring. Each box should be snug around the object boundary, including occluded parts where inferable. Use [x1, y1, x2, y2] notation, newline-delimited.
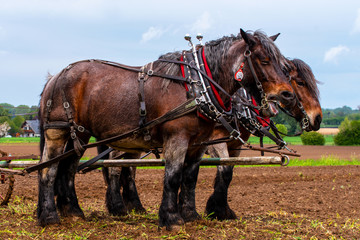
[147, 70, 154, 76]
[63, 102, 70, 109]
[301, 117, 310, 129]
[244, 50, 251, 57]
[77, 126, 85, 132]
[281, 155, 290, 166]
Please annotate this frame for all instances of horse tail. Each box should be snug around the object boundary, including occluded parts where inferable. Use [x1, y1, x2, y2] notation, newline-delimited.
[39, 72, 55, 158]
[38, 107, 45, 159]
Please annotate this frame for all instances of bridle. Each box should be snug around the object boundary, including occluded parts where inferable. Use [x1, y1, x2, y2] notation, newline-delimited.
[278, 75, 310, 131]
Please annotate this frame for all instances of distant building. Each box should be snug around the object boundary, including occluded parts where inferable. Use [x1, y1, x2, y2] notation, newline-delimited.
[21, 120, 40, 137]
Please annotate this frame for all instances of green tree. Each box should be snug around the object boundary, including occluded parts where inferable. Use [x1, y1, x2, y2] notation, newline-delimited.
[334, 118, 360, 145]
[13, 115, 25, 128]
[0, 105, 9, 116]
[300, 131, 325, 145]
[270, 124, 288, 138]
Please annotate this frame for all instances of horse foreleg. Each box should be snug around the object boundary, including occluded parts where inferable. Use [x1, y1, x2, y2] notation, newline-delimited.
[37, 129, 67, 226]
[121, 165, 146, 213]
[55, 140, 85, 219]
[103, 166, 128, 216]
[178, 149, 205, 222]
[205, 143, 237, 220]
[159, 135, 188, 230]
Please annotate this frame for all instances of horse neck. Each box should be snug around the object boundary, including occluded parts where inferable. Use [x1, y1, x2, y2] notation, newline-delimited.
[203, 42, 244, 99]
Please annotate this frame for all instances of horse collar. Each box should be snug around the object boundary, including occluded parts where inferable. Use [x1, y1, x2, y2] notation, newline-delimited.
[180, 48, 232, 122]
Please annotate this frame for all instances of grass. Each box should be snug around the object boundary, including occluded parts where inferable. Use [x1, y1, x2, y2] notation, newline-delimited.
[247, 135, 336, 146]
[0, 137, 40, 144]
[288, 155, 360, 167]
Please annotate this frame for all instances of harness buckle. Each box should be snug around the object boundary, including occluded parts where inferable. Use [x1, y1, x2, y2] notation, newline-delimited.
[139, 107, 147, 117]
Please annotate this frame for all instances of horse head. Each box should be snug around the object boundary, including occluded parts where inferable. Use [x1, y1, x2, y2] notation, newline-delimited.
[283, 58, 322, 131]
[205, 29, 296, 118]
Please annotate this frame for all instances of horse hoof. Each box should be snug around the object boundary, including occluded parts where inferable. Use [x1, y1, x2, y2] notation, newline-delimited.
[206, 206, 237, 220]
[108, 207, 128, 216]
[165, 223, 184, 231]
[181, 210, 201, 222]
[159, 213, 184, 230]
[59, 205, 85, 218]
[38, 213, 60, 226]
[125, 203, 146, 214]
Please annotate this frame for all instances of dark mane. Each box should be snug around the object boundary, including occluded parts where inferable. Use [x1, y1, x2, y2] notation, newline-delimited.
[154, 30, 286, 92]
[253, 30, 284, 65]
[291, 58, 320, 99]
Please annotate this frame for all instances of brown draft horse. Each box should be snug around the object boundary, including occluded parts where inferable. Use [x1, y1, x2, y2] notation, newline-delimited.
[38, 29, 296, 229]
[99, 57, 322, 221]
[205, 58, 322, 220]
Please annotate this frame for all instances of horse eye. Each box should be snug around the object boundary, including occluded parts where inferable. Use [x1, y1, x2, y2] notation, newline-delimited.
[296, 80, 305, 87]
[261, 60, 270, 65]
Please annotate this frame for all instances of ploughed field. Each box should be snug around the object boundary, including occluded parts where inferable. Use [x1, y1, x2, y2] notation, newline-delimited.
[0, 143, 360, 239]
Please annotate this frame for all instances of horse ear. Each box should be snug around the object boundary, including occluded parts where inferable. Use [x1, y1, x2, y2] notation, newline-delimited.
[269, 33, 280, 41]
[240, 28, 256, 48]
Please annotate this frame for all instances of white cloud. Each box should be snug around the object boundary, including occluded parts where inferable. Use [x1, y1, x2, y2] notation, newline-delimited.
[0, 26, 5, 38]
[140, 26, 165, 43]
[323, 45, 350, 64]
[190, 12, 212, 34]
[351, 8, 360, 34]
[0, 50, 8, 56]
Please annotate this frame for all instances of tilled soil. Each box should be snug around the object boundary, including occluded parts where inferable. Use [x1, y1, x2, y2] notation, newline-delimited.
[1, 144, 360, 239]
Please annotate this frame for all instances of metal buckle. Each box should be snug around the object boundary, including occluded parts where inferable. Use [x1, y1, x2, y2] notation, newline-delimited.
[139, 108, 147, 117]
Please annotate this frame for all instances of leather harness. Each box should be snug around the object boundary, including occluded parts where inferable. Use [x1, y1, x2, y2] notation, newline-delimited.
[26, 44, 297, 173]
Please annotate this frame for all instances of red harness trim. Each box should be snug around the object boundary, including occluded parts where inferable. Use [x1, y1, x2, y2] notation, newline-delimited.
[180, 49, 231, 121]
[180, 55, 189, 92]
[202, 49, 231, 112]
[251, 96, 270, 127]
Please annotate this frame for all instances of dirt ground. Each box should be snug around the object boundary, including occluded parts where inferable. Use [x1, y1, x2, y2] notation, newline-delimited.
[1, 143, 360, 239]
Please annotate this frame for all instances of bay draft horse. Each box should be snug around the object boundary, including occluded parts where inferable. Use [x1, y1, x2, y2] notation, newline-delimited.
[205, 57, 322, 220]
[99, 38, 322, 221]
[38, 29, 296, 229]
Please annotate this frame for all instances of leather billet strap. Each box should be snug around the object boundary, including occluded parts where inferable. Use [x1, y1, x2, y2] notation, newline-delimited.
[243, 46, 269, 111]
[61, 90, 85, 156]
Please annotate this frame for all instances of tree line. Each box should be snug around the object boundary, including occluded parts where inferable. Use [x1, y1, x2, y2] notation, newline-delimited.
[0, 103, 359, 136]
[0, 103, 39, 135]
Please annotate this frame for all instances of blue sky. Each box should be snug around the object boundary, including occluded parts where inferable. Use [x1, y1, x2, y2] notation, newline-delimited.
[0, 0, 359, 109]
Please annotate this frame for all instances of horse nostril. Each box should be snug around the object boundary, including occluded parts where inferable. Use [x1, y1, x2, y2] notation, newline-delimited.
[314, 114, 322, 128]
[280, 91, 294, 100]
